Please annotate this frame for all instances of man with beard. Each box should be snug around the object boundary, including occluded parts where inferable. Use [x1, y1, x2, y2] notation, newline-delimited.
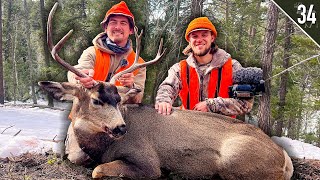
[68, 1, 145, 103]
[155, 17, 253, 117]
[66, 1, 145, 165]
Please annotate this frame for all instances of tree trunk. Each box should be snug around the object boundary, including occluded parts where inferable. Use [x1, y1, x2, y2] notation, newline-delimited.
[0, 0, 4, 104]
[81, 0, 86, 17]
[274, 17, 293, 136]
[40, 0, 54, 107]
[224, 0, 229, 50]
[11, 15, 18, 104]
[236, 15, 244, 59]
[24, 0, 37, 104]
[4, 0, 14, 102]
[316, 122, 320, 147]
[258, 2, 279, 136]
[296, 74, 308, 139]
[190, 0, 204, 20]
[4, 0, 13, 61]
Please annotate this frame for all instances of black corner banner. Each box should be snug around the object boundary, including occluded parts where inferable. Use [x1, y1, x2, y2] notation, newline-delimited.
[272, 0, 320, 48]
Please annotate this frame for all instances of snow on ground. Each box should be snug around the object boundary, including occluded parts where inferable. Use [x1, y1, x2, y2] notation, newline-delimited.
[0, 105, 320, 160]
[0, 105, 70, 158]
[272, 136, 320, 160]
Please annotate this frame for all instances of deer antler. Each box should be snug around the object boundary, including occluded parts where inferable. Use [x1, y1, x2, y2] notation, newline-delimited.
[47, 2, 88, 78]
[110, 27, 166, 84]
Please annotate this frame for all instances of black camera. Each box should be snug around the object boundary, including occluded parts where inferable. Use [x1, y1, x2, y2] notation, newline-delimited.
[229, 66, 265, 99]
[228, 80, 265, 99]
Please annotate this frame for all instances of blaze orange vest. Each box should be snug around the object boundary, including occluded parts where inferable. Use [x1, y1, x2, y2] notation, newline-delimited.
[68, 48, 144, 121]
[92, 48, 144, 85]
[179, 58, 233, 112]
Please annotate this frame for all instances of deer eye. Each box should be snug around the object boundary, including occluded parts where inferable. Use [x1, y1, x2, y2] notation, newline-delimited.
[92, 99, 104, 106]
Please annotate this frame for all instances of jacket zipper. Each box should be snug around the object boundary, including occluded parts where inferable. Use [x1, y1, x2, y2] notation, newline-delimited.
[110, 54, 123, 79]
[199, 75, 204, 102]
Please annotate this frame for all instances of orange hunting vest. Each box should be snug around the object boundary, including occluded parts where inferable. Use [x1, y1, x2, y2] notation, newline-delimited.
[92, 48, 144, 85]
[179, 58, 233, 113]
[68, 48, 144, 121]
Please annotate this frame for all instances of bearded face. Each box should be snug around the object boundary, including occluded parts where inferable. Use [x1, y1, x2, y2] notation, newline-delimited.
[188, 30, 215, 57]
[105, 15, 133, 47]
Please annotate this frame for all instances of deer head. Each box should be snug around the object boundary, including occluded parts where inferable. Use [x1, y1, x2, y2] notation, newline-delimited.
[39, 2, 165, 140]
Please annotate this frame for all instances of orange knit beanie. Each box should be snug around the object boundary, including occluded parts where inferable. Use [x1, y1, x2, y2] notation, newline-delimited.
[101, 1, 135, 28]
[185, 17, 217, 42]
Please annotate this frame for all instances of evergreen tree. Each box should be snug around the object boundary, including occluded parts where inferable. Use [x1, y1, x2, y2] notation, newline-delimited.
[258, 1, 279, 136]
[0, 0, 4, 104]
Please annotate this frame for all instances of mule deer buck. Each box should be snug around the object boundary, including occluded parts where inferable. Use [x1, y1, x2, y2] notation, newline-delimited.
[39, 3, 293, 179]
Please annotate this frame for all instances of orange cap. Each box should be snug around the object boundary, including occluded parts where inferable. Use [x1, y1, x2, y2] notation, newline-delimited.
[185, 17, 217, 42]
[101, 1, 135, 28]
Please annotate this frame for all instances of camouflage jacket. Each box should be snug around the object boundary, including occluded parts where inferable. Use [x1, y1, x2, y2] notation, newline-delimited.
[156, 48, 253, 116]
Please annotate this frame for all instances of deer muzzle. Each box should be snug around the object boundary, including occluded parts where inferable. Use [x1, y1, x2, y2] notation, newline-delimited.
[111, 124, 127, 138]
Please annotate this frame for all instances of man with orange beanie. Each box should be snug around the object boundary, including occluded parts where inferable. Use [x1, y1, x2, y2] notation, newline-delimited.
[155, 17, 253, 116]
[65, 1, 145, 165]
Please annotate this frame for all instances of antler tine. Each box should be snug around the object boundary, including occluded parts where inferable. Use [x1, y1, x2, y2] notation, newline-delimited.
[135, 38, 166, 67]
[47, 2, 88, 78]
[47, 2, 57, 51]
[51, 29, 73, 55]
[133, 26, 143, 64]
[110, 27, 166, 84]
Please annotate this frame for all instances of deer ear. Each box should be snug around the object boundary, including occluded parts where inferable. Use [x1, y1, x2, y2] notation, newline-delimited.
[38, 81, 80, 101]
[116, 87, 142, 104]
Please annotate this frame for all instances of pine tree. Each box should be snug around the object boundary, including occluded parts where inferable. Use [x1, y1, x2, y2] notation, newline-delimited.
[258, 1, 279, 136]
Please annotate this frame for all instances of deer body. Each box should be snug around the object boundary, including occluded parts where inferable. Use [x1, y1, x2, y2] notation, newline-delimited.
[75, 104, 293, 179]
[39, 81, 293, 179]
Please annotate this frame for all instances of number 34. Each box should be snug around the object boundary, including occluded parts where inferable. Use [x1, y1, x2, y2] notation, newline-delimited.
[297, 4, 316, 25]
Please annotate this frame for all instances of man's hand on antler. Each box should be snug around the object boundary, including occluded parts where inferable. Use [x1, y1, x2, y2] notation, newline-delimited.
[118, 73, 134, 88]
[75, 69, 95, 88]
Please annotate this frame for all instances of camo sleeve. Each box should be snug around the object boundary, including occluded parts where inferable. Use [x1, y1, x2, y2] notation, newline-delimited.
[206, 97, 254, 116]
[155, 63, 181, 104]
[205, 59, 254, 116]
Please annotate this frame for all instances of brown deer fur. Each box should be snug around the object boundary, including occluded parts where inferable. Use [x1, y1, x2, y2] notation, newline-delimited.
[39, 81, 293, 179]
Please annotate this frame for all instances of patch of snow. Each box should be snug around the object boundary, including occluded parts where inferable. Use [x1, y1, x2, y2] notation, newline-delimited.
[0, 106, 70, 158]
[0, 134, 64, 158]
[272, 136, 320, 159]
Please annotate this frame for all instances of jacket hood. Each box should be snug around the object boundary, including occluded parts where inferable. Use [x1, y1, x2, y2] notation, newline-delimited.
[186, 48, 231, 74]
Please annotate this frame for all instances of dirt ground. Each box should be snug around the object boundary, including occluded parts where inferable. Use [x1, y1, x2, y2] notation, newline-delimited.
[291, 158, 320, 179]
[0, 151, 319, 180]
[0, 151, 96, 180]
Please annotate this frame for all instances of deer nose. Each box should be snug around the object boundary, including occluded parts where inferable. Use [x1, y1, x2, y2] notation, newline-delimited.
[112, 124, 127, 136]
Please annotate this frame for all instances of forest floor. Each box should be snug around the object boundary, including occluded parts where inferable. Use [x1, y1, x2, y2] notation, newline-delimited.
[0, 151, 320, 180]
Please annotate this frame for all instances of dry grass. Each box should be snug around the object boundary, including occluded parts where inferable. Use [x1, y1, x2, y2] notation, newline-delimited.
[1, 152, 320, 180]
[1, 151, 95, 180]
